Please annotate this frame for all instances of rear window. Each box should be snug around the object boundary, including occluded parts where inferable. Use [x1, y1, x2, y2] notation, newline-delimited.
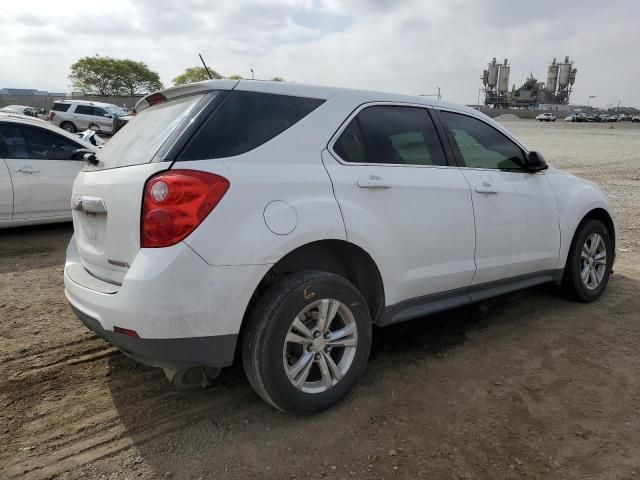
[178, 91, 324, 161]
[96, 93, 207, 169]
[52, 103, 70, 112]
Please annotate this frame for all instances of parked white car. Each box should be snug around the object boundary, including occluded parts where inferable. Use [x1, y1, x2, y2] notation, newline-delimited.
[536, 112, 556, 122]
[65, 80, 615, 414]
[0, 104, 44, 118]
[0, 113, 97, 228]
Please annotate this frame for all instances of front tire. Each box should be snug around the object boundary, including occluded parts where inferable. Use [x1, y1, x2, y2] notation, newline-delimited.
[563, 219, 613, 302]
[242, 271, 372, 414]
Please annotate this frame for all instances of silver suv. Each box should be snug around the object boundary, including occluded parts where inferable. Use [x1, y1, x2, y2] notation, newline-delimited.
[48, 100, 132, 135]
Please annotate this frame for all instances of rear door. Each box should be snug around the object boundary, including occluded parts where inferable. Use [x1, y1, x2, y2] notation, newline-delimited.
[437, 110, 560, 285]
[324, 104, 476, 306]
[91, 106, 113, 133]
[71, 105, 92, 130]
[0, 123, 87, 219]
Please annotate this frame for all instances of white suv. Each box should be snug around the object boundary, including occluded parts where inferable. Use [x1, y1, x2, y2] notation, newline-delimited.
[64, 80, 615, 414]
[48, 100, 132, 134]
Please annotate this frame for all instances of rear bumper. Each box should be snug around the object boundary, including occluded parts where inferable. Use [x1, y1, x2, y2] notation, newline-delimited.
[70, 304, 237, 368]
[64, 236, 271, 368]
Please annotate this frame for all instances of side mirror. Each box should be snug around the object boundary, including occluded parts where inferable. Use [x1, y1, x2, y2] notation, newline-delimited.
[104, 114, 112, 118]
[72, 148, 94, 160]
[525, 151, 548, 172]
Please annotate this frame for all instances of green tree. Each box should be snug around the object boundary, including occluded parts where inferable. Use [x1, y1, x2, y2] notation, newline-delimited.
[69, 56, 122, 95]
[228, 74, 243, 80]
[69, 55, 162, 95]
[271, 76, 285, 82]
[172, 67, 222, 85]
[119, 59, 163, 96]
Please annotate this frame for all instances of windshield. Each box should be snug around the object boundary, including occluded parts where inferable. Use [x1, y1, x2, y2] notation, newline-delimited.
[105, 106, 129, 117]
[95, 93, 207, 169]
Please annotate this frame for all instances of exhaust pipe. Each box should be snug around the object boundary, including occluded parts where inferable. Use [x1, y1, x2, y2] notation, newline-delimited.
[163, 367, 221, 389]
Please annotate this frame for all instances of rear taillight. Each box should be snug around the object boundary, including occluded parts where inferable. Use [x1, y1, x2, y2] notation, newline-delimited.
[141, 170, 230, 248]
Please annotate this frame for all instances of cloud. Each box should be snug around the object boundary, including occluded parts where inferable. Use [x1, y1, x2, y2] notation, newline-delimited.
[0, 0, 638, 107]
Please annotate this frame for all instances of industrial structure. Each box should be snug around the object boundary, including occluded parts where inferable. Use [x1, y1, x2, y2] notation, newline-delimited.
[482, 56, 577, 107]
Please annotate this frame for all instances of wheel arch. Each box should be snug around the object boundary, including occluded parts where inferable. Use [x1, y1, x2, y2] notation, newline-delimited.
[241, 239, 385, 334]
[576, 208, 616, 252]
[563, 207, 616, 278]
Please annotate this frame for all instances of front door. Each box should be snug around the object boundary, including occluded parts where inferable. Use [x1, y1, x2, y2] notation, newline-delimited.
[324, 104, 476, 307]
[0, 123, 86, 219]
[437, 110, 560, 285]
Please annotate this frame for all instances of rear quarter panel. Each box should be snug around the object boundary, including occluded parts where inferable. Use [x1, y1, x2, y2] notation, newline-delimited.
[181, 96, 358, 267]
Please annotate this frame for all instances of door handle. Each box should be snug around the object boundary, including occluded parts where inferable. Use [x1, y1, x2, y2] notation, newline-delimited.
[475, 186, 497, 194]
[357, 175, 392, 189]
[14, 166, 40, 174]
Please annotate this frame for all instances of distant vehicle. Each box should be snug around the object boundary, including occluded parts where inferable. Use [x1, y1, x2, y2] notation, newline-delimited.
[575, 113, 587, 122]
[536, 113, 556, 122]
[0, 105, 44, 118]
[586, 115, 600, 122]
[632, 116, 640, 123]
[0, 113, 97, 228]
[47, 100, 132, 135]
[64, 80, 615, 414]
[564, 115, 577, 122]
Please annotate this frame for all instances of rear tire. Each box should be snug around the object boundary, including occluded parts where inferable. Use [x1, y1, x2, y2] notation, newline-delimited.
[61, 121, 77, 133]
[562, 219, 613, 302]
[242, 270, 372, 414]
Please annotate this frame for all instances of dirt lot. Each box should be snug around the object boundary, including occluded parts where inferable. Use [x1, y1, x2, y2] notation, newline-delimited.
[1, 120, 639, 479]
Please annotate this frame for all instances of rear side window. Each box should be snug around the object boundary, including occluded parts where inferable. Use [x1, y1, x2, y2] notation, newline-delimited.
[52, 103, 70, 112]
[179, 91, 324, 161]
[74, 105, 95, 115]
[334, 106, 447, 166]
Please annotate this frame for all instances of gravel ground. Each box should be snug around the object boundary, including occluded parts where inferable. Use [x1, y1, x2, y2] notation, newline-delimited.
[1, 120, 639, 479]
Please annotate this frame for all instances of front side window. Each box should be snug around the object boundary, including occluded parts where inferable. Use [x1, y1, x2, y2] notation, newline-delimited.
[0, 124, 82, 160]
[334, 105, 446, 166]
[178, 91, 325, 161]
[105, 106, 128, 117]
[439, 111, 525, 170]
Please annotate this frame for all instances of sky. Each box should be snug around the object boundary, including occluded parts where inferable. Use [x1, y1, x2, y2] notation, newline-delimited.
[1, 0, 638, 108]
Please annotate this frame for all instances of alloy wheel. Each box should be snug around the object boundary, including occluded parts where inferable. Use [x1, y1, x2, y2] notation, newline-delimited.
[580, 233, 607, 290]
[282, 298, 358, 394]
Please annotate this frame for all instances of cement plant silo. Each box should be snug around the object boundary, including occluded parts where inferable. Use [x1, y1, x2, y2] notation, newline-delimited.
[487, 58, 499, 90]
[546, 58, 559, 94]
[497, 59, 510, 93]
[558, 56, 572, 89]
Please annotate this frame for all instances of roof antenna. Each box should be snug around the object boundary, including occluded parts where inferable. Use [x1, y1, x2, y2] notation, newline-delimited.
[198, 53, 213, 79]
